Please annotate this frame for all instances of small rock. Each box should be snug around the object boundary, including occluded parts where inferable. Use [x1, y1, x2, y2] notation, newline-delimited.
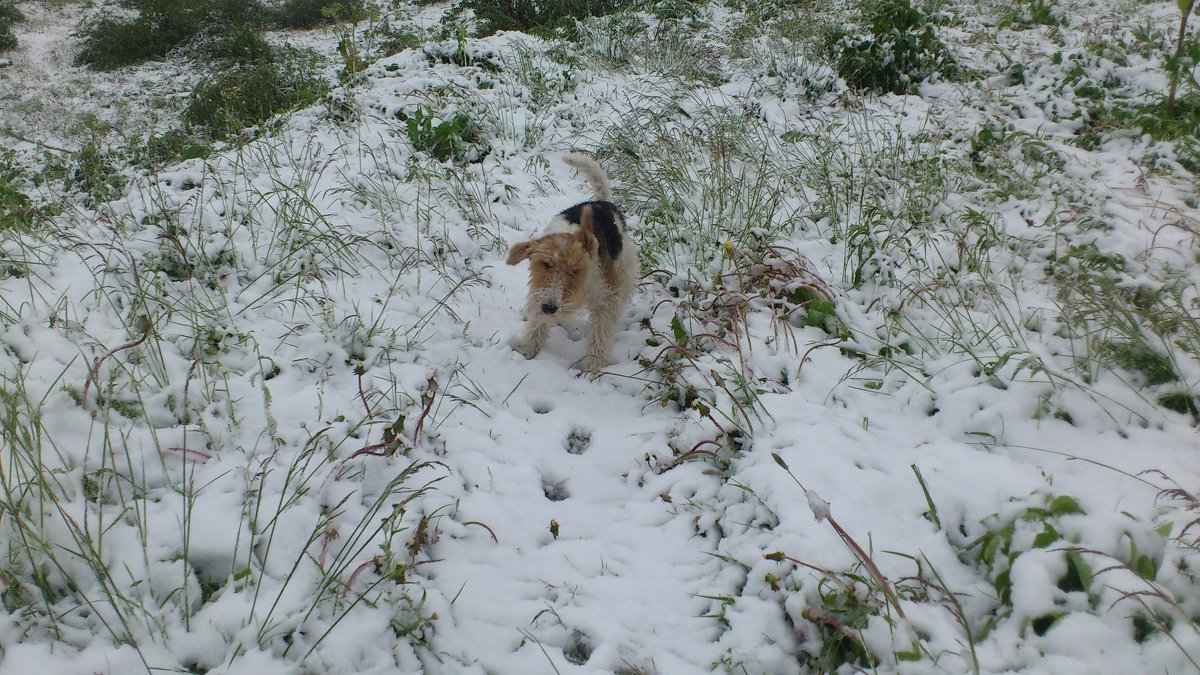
[0, 59, 13, 68]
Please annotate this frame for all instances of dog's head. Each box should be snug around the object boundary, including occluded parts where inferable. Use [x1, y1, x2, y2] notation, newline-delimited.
[506, 206, 599, 317]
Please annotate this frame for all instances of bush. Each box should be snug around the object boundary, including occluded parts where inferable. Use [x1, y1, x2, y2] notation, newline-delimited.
[460, 0, 634, 37]
[0, 0, 24, 52]
[76, 0, 265, 69]
[267, 0, 366, 29]
[828, 0, 959, 95]
[201, 22, 274, 63]
[185, 47, 328, 137]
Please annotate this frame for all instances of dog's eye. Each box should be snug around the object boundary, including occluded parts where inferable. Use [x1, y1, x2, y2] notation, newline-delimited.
[541, 261, 552, 270]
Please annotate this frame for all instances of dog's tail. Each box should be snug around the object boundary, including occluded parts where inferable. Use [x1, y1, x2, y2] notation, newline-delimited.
[563, 152, 612, 202]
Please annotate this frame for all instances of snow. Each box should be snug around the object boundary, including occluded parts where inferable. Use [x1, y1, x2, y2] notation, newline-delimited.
[2, 0, 1200, 672]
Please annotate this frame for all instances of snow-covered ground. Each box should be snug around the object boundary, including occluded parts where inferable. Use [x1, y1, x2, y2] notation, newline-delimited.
[2, 0, 1200, 673]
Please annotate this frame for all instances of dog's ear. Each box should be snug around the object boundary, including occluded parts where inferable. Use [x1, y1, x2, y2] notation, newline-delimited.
[506, 241, 533, 265]
[576, 205, 599, 255]
[506, 240, 534, 265]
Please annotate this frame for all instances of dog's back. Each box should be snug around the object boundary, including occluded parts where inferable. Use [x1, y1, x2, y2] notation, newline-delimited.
[557, 201, 623, 261]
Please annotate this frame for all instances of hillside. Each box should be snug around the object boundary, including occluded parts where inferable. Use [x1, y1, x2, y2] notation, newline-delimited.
[1, 0, 1200, 672]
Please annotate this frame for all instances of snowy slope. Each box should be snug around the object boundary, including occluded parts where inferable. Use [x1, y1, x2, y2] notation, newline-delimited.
[2, 0, 1200, 673]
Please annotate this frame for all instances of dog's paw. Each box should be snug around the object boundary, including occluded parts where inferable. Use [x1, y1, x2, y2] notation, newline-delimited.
[514, 341, 541, 360]
[574, 354, 605, 373]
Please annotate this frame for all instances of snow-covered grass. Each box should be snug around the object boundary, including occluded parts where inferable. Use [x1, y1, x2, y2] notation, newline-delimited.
[2, 0, 1200, 672]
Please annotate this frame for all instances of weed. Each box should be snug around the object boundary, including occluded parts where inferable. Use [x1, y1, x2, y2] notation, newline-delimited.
[0, 180, 33, 231]
[424, 29, 502, 71]
[1052, 239, 1200, 417]
[768, 456, 942, 670]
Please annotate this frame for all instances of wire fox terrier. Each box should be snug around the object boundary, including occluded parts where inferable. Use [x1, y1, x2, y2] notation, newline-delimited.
[506, 153, 639, 372]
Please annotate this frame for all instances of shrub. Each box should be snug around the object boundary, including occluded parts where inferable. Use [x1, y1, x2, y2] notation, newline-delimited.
[185, 47, 328, 137]
[0, 0, 25, 52]
[828, 0, 959, 95]
[460, 0, 634, 37]
[76, 0, 265, 69]
[267, 0, 366, 29]
[201, 22, 274, 63]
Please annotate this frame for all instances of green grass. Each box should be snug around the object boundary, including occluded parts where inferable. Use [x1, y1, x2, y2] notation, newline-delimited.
[0, 126, 497, 665]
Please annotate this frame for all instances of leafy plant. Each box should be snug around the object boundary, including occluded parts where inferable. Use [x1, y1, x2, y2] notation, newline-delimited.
[959, 493, 1137, 637]
[400, 105, 481, 162]
[828, 0, 960, 94]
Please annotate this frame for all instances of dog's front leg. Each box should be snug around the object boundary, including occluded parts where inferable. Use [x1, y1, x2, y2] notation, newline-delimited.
[578, 300, 621, 372]
[515, 315, 551, 360]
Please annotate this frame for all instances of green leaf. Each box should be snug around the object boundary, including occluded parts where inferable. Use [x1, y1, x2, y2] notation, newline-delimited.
[670, 315, 688, 344]
[1048, 495, 1085, 516]
[994, 568, 1012, 605]
[1030, 612, 1062, 636]
[1021, 507, 1050, 522]
[1155, 521, 1173, 538]
[980, 523, 1014, 569]
[180, 144, 212, 161]
[1032, 523, 1061, 549]
[1059, 550, 1092, 593]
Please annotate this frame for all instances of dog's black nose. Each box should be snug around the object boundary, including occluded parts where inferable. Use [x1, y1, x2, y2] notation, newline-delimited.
[541, 303, 558, 315]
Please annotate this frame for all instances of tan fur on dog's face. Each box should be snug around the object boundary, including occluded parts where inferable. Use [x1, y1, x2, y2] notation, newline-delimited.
[507, 225, 598, 318]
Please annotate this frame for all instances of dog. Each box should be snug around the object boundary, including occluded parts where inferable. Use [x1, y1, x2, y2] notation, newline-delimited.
[506, 153, 639, 373]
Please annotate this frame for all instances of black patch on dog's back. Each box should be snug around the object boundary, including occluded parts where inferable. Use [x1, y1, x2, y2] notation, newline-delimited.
[560, 201, 623, 260]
